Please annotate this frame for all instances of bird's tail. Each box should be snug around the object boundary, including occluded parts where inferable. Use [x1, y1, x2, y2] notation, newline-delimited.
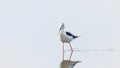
[73, 36, 80, 38]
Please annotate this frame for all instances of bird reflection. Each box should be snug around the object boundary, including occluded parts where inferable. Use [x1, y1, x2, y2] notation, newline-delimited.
[60, 60, 81, 68]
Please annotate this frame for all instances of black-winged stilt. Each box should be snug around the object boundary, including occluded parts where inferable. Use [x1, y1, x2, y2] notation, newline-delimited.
[58, 23, 80, 60]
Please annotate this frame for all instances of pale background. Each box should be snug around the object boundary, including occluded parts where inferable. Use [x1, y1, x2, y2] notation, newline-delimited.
[0, 0, 120, 68]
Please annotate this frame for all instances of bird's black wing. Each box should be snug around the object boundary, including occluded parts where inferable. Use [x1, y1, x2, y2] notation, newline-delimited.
[66, 31, 74, 36]
[66, 31, 78, 38]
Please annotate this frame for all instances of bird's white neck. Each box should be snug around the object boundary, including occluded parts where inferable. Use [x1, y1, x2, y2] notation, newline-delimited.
[59, 28, 64, 34]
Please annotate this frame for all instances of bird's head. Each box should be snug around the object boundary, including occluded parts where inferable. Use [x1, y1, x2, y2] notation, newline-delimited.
[58, 23, 65, 34]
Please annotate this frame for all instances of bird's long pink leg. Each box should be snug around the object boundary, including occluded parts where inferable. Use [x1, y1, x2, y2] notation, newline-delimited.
[69, 43, 73, 60]
[69, 43, 73, 52]
[62, 43, 64, 60]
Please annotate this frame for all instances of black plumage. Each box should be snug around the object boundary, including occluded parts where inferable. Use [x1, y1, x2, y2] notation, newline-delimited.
[66, 32, 78, 38]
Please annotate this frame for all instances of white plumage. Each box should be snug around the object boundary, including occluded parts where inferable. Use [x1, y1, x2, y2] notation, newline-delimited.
[58, 23, 79, 60]
[59, 32, 73, 43]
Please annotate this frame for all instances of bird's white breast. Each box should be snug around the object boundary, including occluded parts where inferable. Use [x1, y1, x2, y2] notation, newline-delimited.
[59, 33, 73, 43]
